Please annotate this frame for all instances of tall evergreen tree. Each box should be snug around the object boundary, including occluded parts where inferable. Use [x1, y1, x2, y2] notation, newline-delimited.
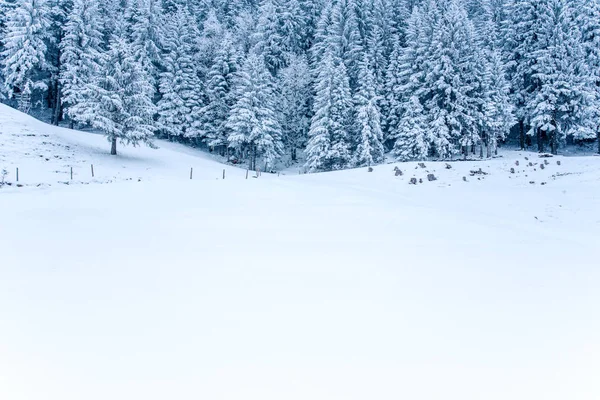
[1, 0, 52, 111]
[157, 6, 203, 140]
[227, 52, 284, 170]
[305, 52, 354, 171]
[329, 0, 363, 90]
[252, 0, 287, 75]
[578, 0, 600, 153]
[127, 0, 163, 97]
[526, 0, 595, 154]
[59, 0, 103, 125]
[71, 25, 156, 155]
[353, 54, 384, 167]
[198, 31, 240, 155]
[278, 53, 312, 162]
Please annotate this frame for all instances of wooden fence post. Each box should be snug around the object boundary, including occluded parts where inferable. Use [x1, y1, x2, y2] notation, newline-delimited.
[91, 164, 94, 178]
[246, 169, 249, 179]
[223, 169, 225, 179]
[70, 167, 73, 180]
[190, 167, 193, 180]
[16, 167, 19, 182]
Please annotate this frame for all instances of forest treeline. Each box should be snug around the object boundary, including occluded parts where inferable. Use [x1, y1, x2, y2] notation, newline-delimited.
[1, 0, 599, 170]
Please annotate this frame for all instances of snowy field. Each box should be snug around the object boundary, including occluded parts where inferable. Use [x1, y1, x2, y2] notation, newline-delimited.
[1, 104, 600, 400]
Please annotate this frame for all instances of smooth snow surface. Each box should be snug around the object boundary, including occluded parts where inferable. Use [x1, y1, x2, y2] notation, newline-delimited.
[1, 104, 600, 400]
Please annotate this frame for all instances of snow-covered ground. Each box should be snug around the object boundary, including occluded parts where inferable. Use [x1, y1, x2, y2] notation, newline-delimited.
[1, 104, 600, 400]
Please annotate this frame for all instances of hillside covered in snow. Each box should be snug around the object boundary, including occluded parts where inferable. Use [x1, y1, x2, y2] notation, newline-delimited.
[1, 104, 600, 400]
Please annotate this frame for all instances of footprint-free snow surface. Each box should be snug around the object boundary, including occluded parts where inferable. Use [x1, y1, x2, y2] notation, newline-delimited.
[1, 104, 599, 400]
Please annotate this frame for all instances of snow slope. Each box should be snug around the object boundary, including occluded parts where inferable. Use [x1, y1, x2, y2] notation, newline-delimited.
[1, 105, 600, 400]
[0, 104, 248, 186]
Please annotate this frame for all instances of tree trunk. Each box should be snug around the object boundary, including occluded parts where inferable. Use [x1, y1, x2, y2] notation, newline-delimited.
[519, 120, 525, 150]
[550, 131, 557, 155]
[537, 128, 544, 153]
[597, 129, 600, 155]
[111, 137, 117, 155]
[291, 147, 297, 162]
[52, 82, 61, 126]
[479, 139, 484, 159]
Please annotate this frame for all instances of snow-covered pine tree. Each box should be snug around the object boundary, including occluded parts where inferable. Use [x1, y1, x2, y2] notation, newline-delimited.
[526, 0, 596, 154]
[157, 6, 203, 141]
[0, 1, 17, 49]
[279, 0, 305, 55]
[504, 0, 545, 149]
[127, 0, 163, 98]
[59, 0, 104, 126]
[328, 0, 363, 90]
[480, 49, 515, 157]
[362, 0, 390, 94]
[1, 0, 52, 111]
[309, 0, 333, 68]
[353, 53, 384, 167]
[296, 0, 321, 51]
[226, 52, 284, 170]
[305, 52, 354, 172]
[382, 33, 404, 147]
[393, 95, 431, 160]
[0, 0, 17, 98]
[198, 9, 225, 73]
[278, 53, 312, 162]
[232, 9, 256, 55]
[198, 31, 240, 155]
[578, 0, 600, 154]
[387, 2, 431, 154]
[46, 0, 73, 125]
[71, 24, 156, 155]
[425, 0, 483, 158]
[252, 0, 288, 75]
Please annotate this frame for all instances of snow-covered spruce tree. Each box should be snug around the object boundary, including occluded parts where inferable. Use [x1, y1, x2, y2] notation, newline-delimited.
[157, 6, 203, 141]
[503, 0, 546, 150]
[279, 0, 305, 55]
[328, 0, 363, 90]
[46, 0, 73, 125]
[526, 0, 596, 154]
[353, 54, 384, 167]
[429, 0, 484, 158]
[1, 0, 52, 111]
[386, 2, 432, 155]
[277, 53, 312, 162]
[305, 52, 354, 172]
[480, 49, 515, 157]
[126, 0, 163, 98]
[59, 0, 104, 126]
[226, 52, 284, 171]
[578, 0, 600, 154]
[198, 31, 240, 156]
[393, 95, 431, 160]
[382, 33, 403, 147]
[296, 0, 321, 51]
[72, 27, 156, 155]
[309, 0, 333, 70]
[361, 0, 391, 98]
[0, 0, 17, 98]
[198, 9, 225, 73]
[391, 0, 487, 160]
[468, 4, 515, 158]
[252, 0, 287, 75]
